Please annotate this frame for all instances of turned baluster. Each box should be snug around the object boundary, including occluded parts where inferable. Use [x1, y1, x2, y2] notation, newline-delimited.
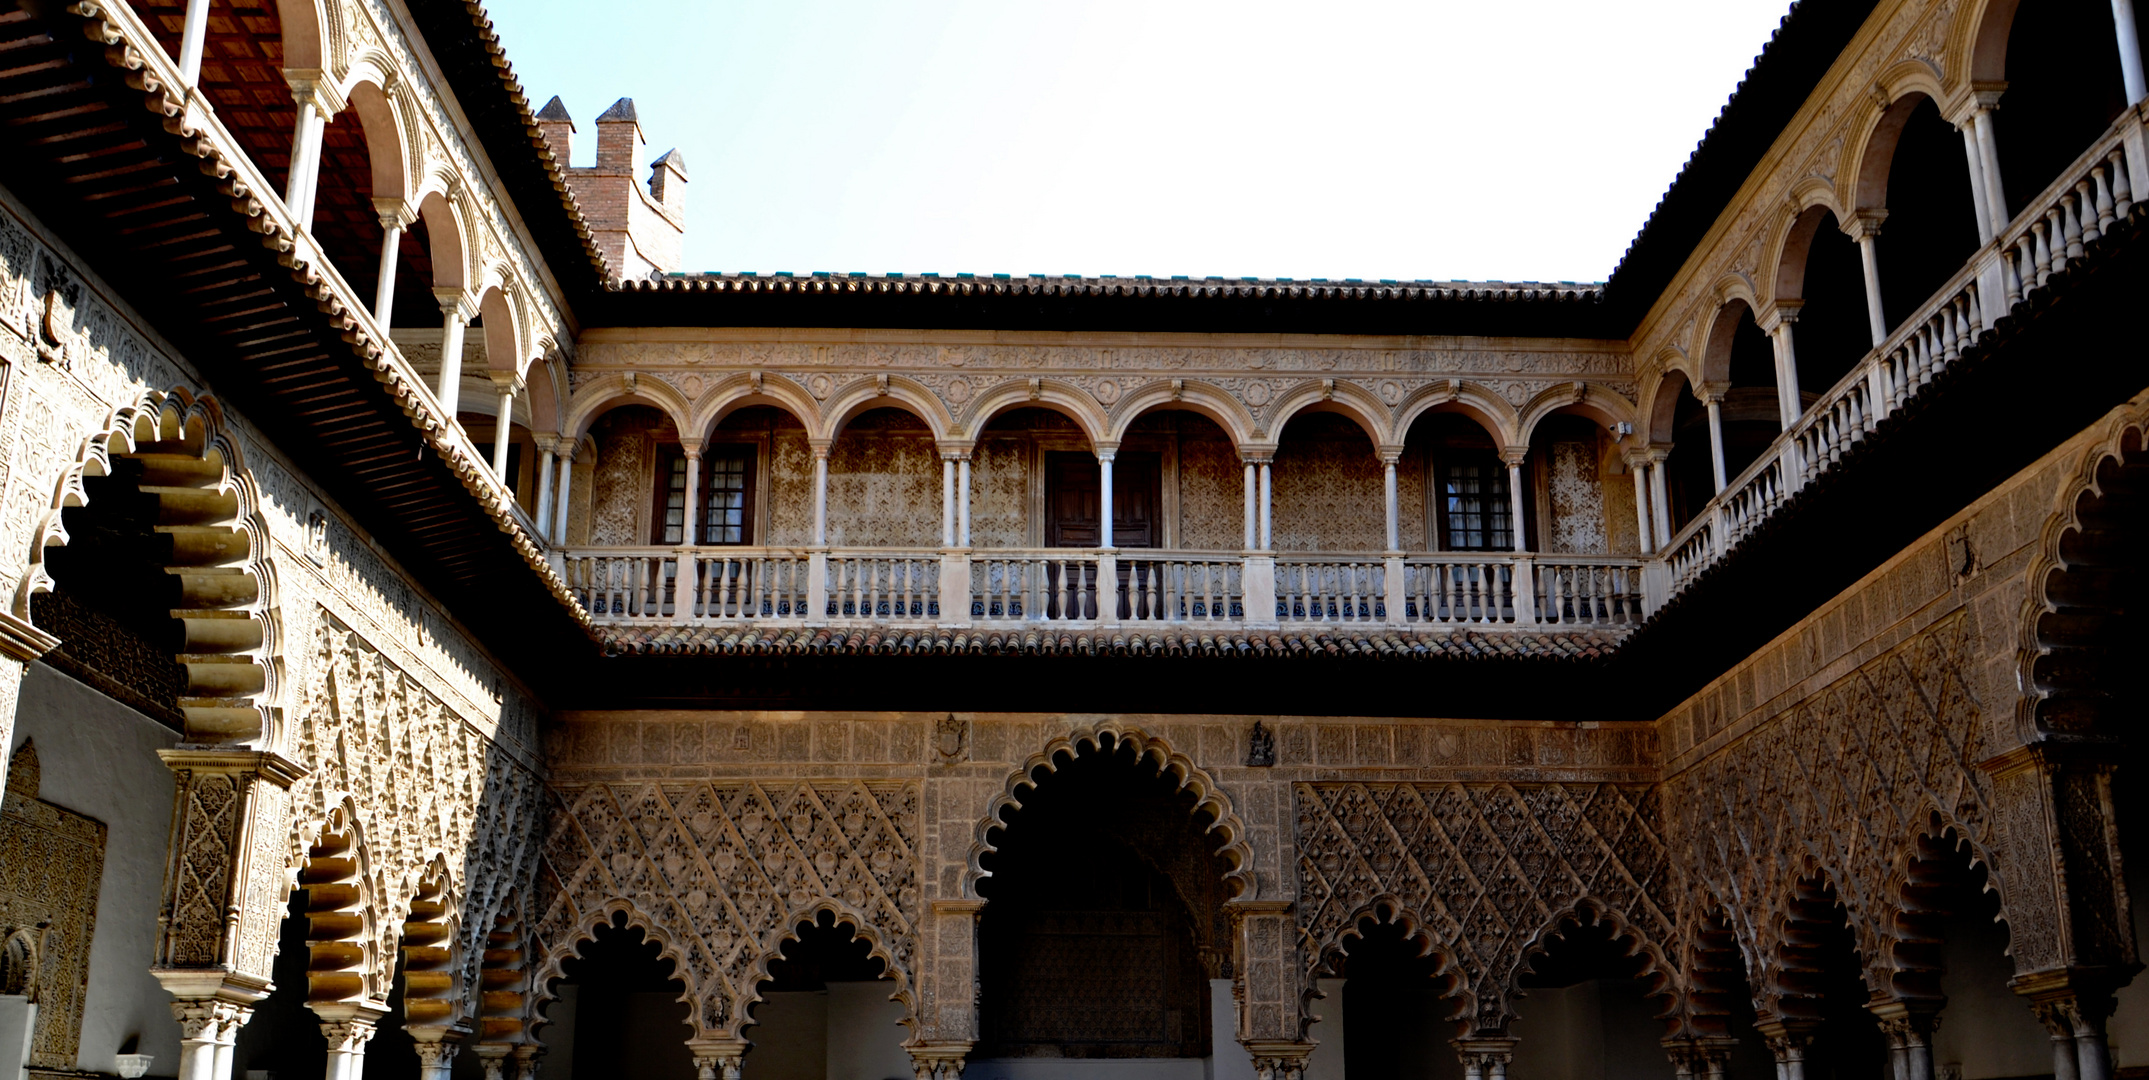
[2004, 235, 2025, 306]
[2063, 191, 2087, 259]
[2087, 174, 2112, 240]
[2033, 219, 2055, 285]
[2109, 149, 2133, 216]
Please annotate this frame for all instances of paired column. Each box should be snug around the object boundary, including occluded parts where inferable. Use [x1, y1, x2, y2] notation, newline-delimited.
[958, 452, 972, 548]
[1452, 1037, 1516, 1080]
[2031, 992, 2120, 1080]
[1646, 447, 1673, 550]
[1868, 1007, 1941, 1080]
[1764, 307, 1803, 429]
[1758, 1021, 1818, 1080]
[688, 1041, 749, 1080]
[940, 452, 957, 547]
[372, 200, 414, 328]
[414, 1039, 460, 1080]
[1848, 211, 1890, 346]
[1663, 1038, 1736, 1080]
[172, 1002, 249, 1080]
[488, 375, 522, 482]
[532, 435, 558, 539]
[434, 290, 473, 419]
[1259, 458, 1274, 550]
[551, 442, 577, 545]
[281, 79, 337, 231]
[1242, 460, 1258, 550]
[1626, 450, 1656, 556]
[320, 1015, 381, 1080]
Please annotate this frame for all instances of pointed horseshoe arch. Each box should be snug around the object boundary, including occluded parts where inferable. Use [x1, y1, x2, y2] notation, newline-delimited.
[733, 899, 916, 1041]
[965, 723, 1257, 901]
[14, 386, 283, 747]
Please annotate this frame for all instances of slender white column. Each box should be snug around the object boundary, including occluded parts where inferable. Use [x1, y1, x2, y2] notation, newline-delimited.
[1648, 451, 1673, 550]
[177, 0, 212, 84]
[373, 214, 404, 327]
[681, 446, 703, 544]
[211, 1009, 246, 1080]
[1855, 230, 1888, 346]
[1242, 460, 1257, 549]
[941, 454, 956, 547]
[812, 446, 830, 546]
[1504, 455, 1529, 553]
[1971, 105, 2012, 238]
[1098, 451, 1116, 549]
[533, 439, 557, 531]
[1258, 461, 1273, 550]
[284, 100, 327, 229]
[173, 1006, 222, 1080]
[1703, 394, 1729, 493]
[957, 454, 971, 547]
[1769, 319, 1802, 429]
[552, 446, 575, 545]
[1959, 124, 1996, 246]
[2116, 0, 2147, 103]
[1630, 459, 1655, 555]
[1382, 455, 1400, 552]
[435, 296, 469, 418]
[490, 383, 517, 480]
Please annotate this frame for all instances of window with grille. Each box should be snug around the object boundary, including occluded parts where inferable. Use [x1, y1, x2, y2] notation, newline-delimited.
[1439, 457, 1513, 551]
[653, 444, 756, 545]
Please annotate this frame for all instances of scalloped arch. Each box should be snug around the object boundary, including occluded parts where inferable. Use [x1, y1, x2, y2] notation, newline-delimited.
[14, 387, 283, 747]
[1505, 899, 1680, 1033]
[733, 900, 916, 1041]
[528, 901, 711, 1043]
[965, 723, 1256, 902]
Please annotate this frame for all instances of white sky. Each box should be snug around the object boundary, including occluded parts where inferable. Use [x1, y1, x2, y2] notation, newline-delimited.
[487, 1, 1796, 283]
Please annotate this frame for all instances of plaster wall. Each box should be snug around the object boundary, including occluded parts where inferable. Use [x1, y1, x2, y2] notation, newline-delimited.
[8, 663, 179, 1077]
[1508, 980, 1668, 1080]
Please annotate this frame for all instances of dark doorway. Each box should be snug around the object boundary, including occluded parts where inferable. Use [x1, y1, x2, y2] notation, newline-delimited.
[544, 916, 695, 1080]
[976, 737, 1228, 1060]
[1045, 451, 1160, 548]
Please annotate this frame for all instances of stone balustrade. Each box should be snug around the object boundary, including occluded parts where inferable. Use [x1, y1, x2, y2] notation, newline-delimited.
[561, 546, 1646, 632]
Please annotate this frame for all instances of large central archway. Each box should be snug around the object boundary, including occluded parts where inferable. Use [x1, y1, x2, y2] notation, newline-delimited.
[969, 729, 1253, 1071]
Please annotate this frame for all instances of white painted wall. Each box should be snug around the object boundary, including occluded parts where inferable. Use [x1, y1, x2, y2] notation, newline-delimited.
[10, 664, 180, 1077]
[826, 982, 911, 1080]
[1929, 908, 2051, 1079]
[2112, 839, 2148, 1069]
[745, 991, 826, 1080]
[1508, 980, 1671, 1080]
[1207, 979, 1254, 1080]
[961, 1061, 1209, 1080]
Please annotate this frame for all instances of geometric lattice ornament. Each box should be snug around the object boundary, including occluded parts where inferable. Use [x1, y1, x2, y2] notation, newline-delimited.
[1296, 781, 1675, 1033]
[532, 781, 920, 1039]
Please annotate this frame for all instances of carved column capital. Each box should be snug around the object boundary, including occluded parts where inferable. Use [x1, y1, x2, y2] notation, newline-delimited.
[903, 1041, 973, 1080]
[1452, 1036, 1517, 1079]
[1244, 1040, 1316, 1080]
[688, 1038, 750, 1080]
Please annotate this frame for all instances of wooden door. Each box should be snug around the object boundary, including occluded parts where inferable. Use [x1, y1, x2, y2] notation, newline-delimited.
[1046, 452, 1159, 548]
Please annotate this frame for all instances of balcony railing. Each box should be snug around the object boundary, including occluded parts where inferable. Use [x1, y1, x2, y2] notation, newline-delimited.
[1661, 107, 2145, 601]
[561, 547, 1647, 632]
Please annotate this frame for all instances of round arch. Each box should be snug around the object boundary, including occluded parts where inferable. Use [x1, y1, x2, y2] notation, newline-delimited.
[340, 77, 409, 211]
[1516, 382, 1638, 446]
[527, 900, 712, 1044]
[1643, 367, 1697, 446]
[474, 283, 521, 375]
[1503, 898, 1681, 1034]
[734, 900, 916, 1042]
[958, 378, 1107, 446]
[817, 375, 953, 443]
[965, 723, 1256, 901]
[15, 386, 282, 747]
[272, 0, 328, 72]
[1965, 0, 2027, 84]
[1265, 379, 1392, 445]
[1849, 88, 1948, 216]
[1101, 379, 1255, 448]
[415, 189, 468, 294]
[688, 372, 820, 443]
[1772, 201, 1850, 307]
[1392, 380, 1520, 448]
[562, 373, 695, 443]
[1698, 291, 1763, 387]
